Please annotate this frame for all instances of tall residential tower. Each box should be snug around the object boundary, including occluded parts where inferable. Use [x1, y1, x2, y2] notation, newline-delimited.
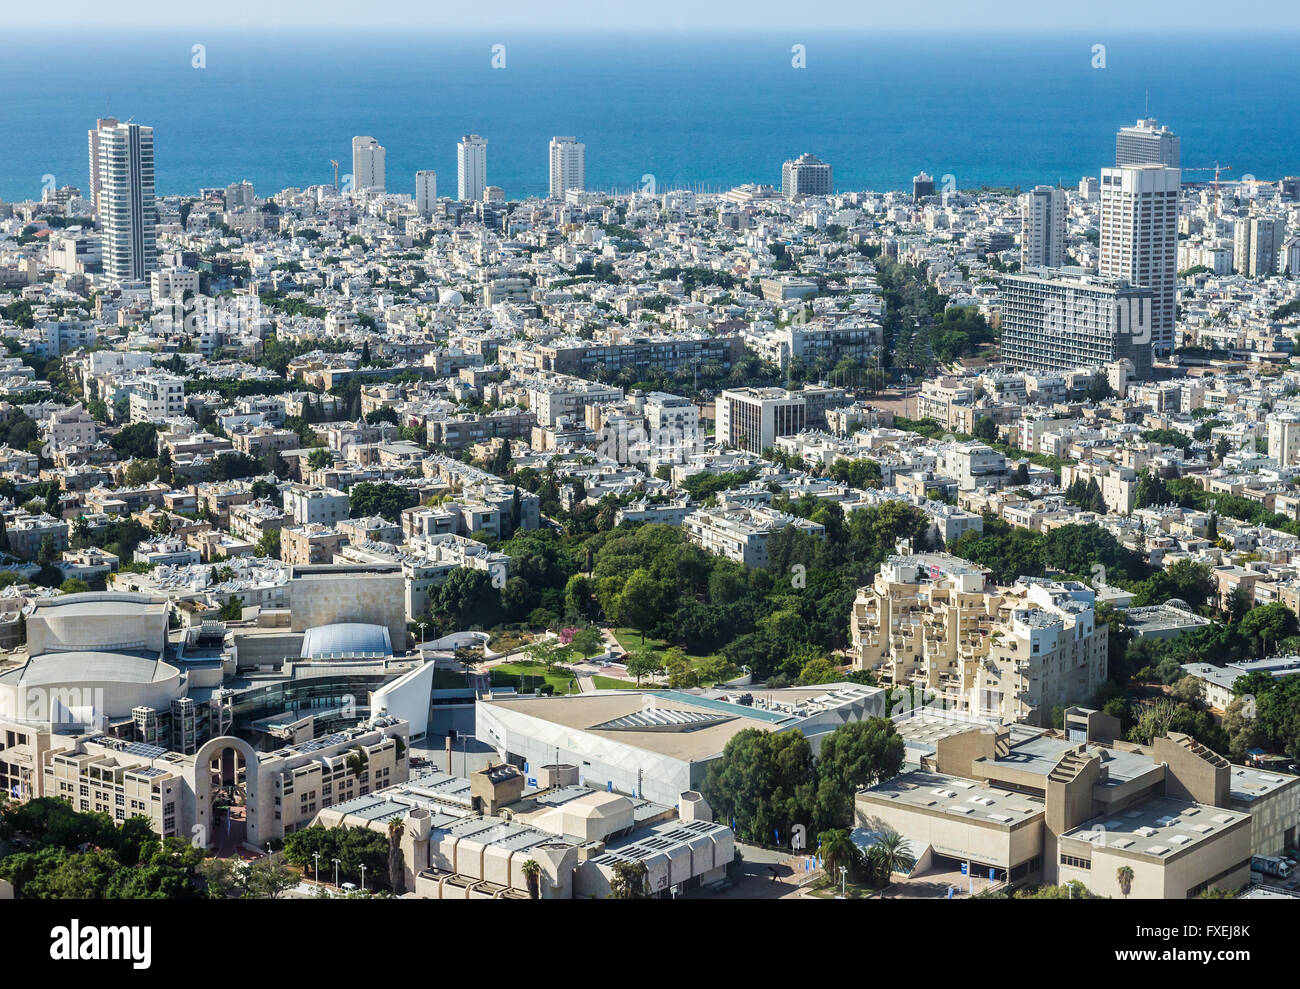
[1115, 118, 1180, 169]
[96, 121, 157, 281]
[351, 136, 386, 194]
[414, 170, 437, 217]
[1020, 185, 1066, 269]
[548, 136, 585, 199]
[1098, 164, 1180, 356]
[87, 116, 119, 218]
[458, 135, 488, 202]
[781, 153, 833, 199]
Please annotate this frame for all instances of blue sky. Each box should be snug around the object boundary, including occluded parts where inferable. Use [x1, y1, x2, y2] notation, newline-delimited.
[12, 0, 1300, 32]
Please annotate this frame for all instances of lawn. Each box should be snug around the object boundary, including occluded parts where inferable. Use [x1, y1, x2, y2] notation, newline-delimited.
[590, 675, 643, 690]
[430, 669, 471, 689]
[490, 661, 581, 695]
[609, 627, 732, 685]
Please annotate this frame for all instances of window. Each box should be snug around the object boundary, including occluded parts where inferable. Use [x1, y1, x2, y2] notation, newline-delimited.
[1060, 854, 1091, 870]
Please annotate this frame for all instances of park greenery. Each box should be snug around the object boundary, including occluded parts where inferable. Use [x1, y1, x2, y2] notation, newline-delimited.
[701, 719, 904, 842]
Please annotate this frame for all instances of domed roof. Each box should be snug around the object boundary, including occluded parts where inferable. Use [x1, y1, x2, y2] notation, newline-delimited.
[0, 651, 178, 687]
[300, 622, 393, 659]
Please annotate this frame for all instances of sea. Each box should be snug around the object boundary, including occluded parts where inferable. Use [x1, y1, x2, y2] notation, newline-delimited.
[0, 30, 1297, 203]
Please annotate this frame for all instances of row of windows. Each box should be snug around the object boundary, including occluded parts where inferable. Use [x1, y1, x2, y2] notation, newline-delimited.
[1060, 854, 1092, 870]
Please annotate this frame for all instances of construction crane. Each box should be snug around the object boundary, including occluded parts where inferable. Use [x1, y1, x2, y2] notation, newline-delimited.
[1183, 162, 1233, 215]
[330, 159, 339, 191]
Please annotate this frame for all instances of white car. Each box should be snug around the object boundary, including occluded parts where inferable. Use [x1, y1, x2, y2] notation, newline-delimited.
[340, 882, 358, 891]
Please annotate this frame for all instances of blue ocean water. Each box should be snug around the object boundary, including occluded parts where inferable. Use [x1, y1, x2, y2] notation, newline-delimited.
[0, 30, 1297, 203]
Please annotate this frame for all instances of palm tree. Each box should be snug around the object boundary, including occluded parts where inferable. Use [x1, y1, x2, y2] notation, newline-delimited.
[1116, 865, 1134, 899]
[868, 830, 916, 885]
[387, 819, 406, 894]
[818, 829, 859, 887]
[521, 858, 542, 899]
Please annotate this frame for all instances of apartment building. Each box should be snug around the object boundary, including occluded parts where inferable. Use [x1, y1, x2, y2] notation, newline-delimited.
[781, 153, 833, 199]
[998, 268, 1155, 379]
[128, 372, 186, 424]
[497, 334, 744, 379]
[37, 719, 408, 846]
[851, 554, 1107, 726]
[1115, 117, 1180, 168]
[42, 402, 99, 450]
[352, 136, 386, 194]
[525, 377, 624, 428]
[426, 408, 535, 451]
[282, 485, 350, 526]
[1060, 459, 1140, 514]
[548, 136, 585, 198]
[1020, 185, 1066, 268]
[281, 523, 349, 566]
[935, 441, 1008, 491]
[716, 385, 849, 453]
[683, 502, 825, 567]
[1098, 164, 1180, 356]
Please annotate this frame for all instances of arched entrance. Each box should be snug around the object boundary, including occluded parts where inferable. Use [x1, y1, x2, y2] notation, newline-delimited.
[186, 736, 262, 854]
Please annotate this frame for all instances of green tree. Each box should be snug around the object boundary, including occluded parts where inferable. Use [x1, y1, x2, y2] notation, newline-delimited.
[624, 645, 662, 686]
[244, 856, 298, 899]
[521, 858, 542, 899]
[568, 625, 604, 662]
[348, 481, 418, 523]
[1116, 865, 1134, 899]
[818, 829, 860, 886]
[613, 569, 664, 642]
[609, 859, 649, 899]
[702, 729, 815, 845]
[387, 818, 406, 895]
[811, 719, 905, 832]
[864, 830, 916, 887]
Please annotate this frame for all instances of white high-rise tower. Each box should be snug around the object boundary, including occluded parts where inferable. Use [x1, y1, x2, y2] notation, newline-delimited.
[1019, 185, 1066, 269]
[1115, 118, 1180, 169]
[1099, 164, 1181, 356]
[87, 116, 119, 219]
[351, 136, 386, 194]
[97, 121, 157, 281]
[548, 136, 586, 199]
[457, 135, 488, 202]
[415, 171, 437, 217]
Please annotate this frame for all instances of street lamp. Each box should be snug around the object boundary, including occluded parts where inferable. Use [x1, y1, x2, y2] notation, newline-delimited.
[313, 851, 320, 884]
[359, 864, 366, 892]
[332, 858, 340, 889]
[417, 622, 427, 650]
[840, 865, 847, 898]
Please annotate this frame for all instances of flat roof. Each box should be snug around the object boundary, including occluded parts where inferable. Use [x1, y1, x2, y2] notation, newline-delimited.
[480, 692, 784, 763]
[1061, 796, 1250, 860]
[1229, 765, 1298, 804]
[859, 770, 1045, 828]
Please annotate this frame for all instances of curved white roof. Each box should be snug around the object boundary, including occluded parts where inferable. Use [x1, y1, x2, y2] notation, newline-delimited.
[0, 651, 178, 687]
[300, 622, 393, 659]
